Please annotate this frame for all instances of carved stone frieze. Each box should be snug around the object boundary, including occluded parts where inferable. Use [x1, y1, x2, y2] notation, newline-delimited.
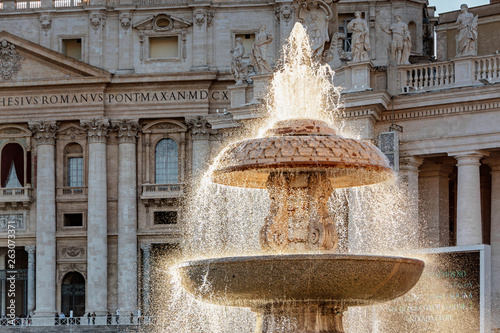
[185, 116, 212, 140]
[58, 125, 86, 140]
[0, 214, 24, 231]
[112, 119, 141, 143]
[29, 121, 59, 145]
[61, 246, 86, 258]
[57, 263, 87, 281]
[0, 40, 23, 80]
[81, 118, 110, 143]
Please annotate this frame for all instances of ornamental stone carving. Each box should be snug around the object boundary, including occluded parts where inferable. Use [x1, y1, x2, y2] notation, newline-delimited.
[0, 214, 24, 231]
[186, 116, 212, 140]
[119, 12, 132, 30]
[0, 40, 23, 80]
[28, 121, 59, 145]
[381, 15, 411, 65]
[89, 12, 106, 31]
[40, 15, 52, 35]
[81, 118, 110, 143]
[58, 263, 87, 281]
[61, 246, 86, 258]
[347, 11, 371, 62]
[112, 119, 141, 143]
[296, 0, 334, 60]
[251, 25, 273, 74]
[275, 5, 293, 24]
[194, 9, 214, 28]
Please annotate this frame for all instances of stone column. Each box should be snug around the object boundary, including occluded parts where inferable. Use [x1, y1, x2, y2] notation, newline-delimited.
[186, 117, 212, 180]
[418, 163, 453, 248]
[0, 249, 6, 316]
[28, 121, 59, 317]
[24, 246, 36, 315]
[486, 158, 500, 329]
[87, 10, 106, 67]
[450, 151, 486, 245]
[116, 10, 134, 73]
[191, 7, 212, 71]
[140, 243, 152, 314]
[113, 120, 140, 314]
[399, 156, 424, 249]
[81, 118, 110, 315]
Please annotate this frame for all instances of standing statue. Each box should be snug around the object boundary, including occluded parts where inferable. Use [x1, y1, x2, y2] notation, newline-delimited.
[230, 37, 248, 85]
[382, 15, 411, 65]
[251, 25, 273, 74]
[347, 11, 371, 62]
[456, 4, 478, 57]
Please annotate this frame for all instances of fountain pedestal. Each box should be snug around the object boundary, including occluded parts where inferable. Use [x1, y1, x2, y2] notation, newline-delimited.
[254, 302, 346, 333]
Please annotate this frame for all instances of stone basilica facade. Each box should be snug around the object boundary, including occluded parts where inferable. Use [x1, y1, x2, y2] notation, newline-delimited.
[0, 0, 499, 330]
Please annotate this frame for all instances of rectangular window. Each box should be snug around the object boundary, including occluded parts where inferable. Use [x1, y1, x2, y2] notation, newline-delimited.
[62, 39, 82, 60]
[154, 211, 177, 225]
[67, 157, 83, 187]
[235, 33, 255, 57]
[149, 36, 179, 59]
[64, 213, 83, 227]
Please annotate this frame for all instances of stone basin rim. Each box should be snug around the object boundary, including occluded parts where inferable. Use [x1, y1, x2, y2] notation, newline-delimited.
[177, 253, 425, 268]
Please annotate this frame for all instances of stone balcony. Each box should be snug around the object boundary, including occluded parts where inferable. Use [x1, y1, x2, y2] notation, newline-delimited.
[140, 183, 185, 206]
[56, 187, 88, 202]
[0, 186, 32, 208]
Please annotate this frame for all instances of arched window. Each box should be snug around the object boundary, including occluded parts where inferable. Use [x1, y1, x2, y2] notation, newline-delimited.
[155, 138, 178, 184]
[65, 143, 84, 187]
[1, 142, 28, 188]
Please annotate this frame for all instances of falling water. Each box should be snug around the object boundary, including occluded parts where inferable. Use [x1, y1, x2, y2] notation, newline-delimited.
[149, 23, 471, 333]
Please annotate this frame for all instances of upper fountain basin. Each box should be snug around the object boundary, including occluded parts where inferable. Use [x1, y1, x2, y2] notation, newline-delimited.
[177, 253, 425, 308]
[211, 119, 393, 189]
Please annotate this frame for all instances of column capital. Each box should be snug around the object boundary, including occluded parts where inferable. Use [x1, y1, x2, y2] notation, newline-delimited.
[81, 118, 110, 143]
[24, 245, 36, 254]
[140, 243, 152, 252]
[29, 121, 59, 145]
[399, 156, 424, 172]
[449, 150, 489, 166]
[185, 116, 212, 140]
[112, 119, 141, 144]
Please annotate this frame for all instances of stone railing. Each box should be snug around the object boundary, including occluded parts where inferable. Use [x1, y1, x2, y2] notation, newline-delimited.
[141, 183, 184, 198]
[399, 61, 455, 92]
[57, 187, 88, 197]
[397, 54, 500, 94]
[0, 186, 32, 207]
[53, 0, 88, 6]
[1, 315, 157, 327]
[15, 0, 41, 8]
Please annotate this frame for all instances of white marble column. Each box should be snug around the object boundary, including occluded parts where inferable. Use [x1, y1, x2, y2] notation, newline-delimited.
[419, 163, 453, 247]
[486, 158, 500, 329]
[24, 246, 36, 315]
[81, 118, 110, 315]
[113, 120, 140, 313]
[399, 156, 424, 249]
[140, 243, 152, 314]
[28, 121, 59, 317]
[450, 151, 487, 246]
[186, 117, 211, 180]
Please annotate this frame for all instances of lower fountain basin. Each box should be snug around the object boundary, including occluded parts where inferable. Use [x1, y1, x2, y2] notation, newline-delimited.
[177, 253, 424, 308]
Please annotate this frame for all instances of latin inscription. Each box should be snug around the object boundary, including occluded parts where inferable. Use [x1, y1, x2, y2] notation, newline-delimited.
[0, 90, 229, 108]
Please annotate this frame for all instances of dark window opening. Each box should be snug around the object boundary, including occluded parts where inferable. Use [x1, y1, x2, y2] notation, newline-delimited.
[64, 213, 83, 227]
[154, 211, 177, 224]
[62, 39, 82, 60]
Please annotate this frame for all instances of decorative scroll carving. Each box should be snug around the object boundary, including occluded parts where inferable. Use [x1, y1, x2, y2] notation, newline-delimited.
[29, 121, 59, 145]
[112, 119, 141, 143]
[0, 214, 24, 231]
[185, 116, 212, 140]
[275, 5, 293, 24]
[89, 11, 106, 31]
[296, 0, 334, 60]
[194, 9, 214, 28]
[61, 246, 86, 258]
[0, 40, 23, 80]
[81, 118, 110, 143]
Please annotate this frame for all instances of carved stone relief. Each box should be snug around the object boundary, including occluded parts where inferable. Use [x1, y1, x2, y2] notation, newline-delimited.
[194, 9, 214, 28]
[275, 5, 293, 24]
[0, 214, 24, 231]
[40, 14, 52, 36]
[60, 246, 86, 259]
[89, 12, 106, 31]
[58, 263, 87, 282]
[80, 118, 110, 143]
[119, 12, 132, 30]
[0, 40, 23, 80]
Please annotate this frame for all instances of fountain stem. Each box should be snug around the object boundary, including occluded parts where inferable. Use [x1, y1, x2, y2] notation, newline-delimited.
[261, 171, 338, 252]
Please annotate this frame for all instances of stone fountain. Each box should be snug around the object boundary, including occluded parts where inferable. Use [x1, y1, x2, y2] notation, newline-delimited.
[177, 118, 425, 333]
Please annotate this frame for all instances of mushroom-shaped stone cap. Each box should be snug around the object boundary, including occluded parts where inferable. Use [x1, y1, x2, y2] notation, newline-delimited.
[212, 119, 394, 189]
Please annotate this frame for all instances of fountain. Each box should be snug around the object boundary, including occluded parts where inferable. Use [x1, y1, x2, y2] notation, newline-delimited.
[176, 24, 424, 333]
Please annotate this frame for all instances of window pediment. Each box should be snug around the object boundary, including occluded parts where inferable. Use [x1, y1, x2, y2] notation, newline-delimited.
[133, 14, 192, 32]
